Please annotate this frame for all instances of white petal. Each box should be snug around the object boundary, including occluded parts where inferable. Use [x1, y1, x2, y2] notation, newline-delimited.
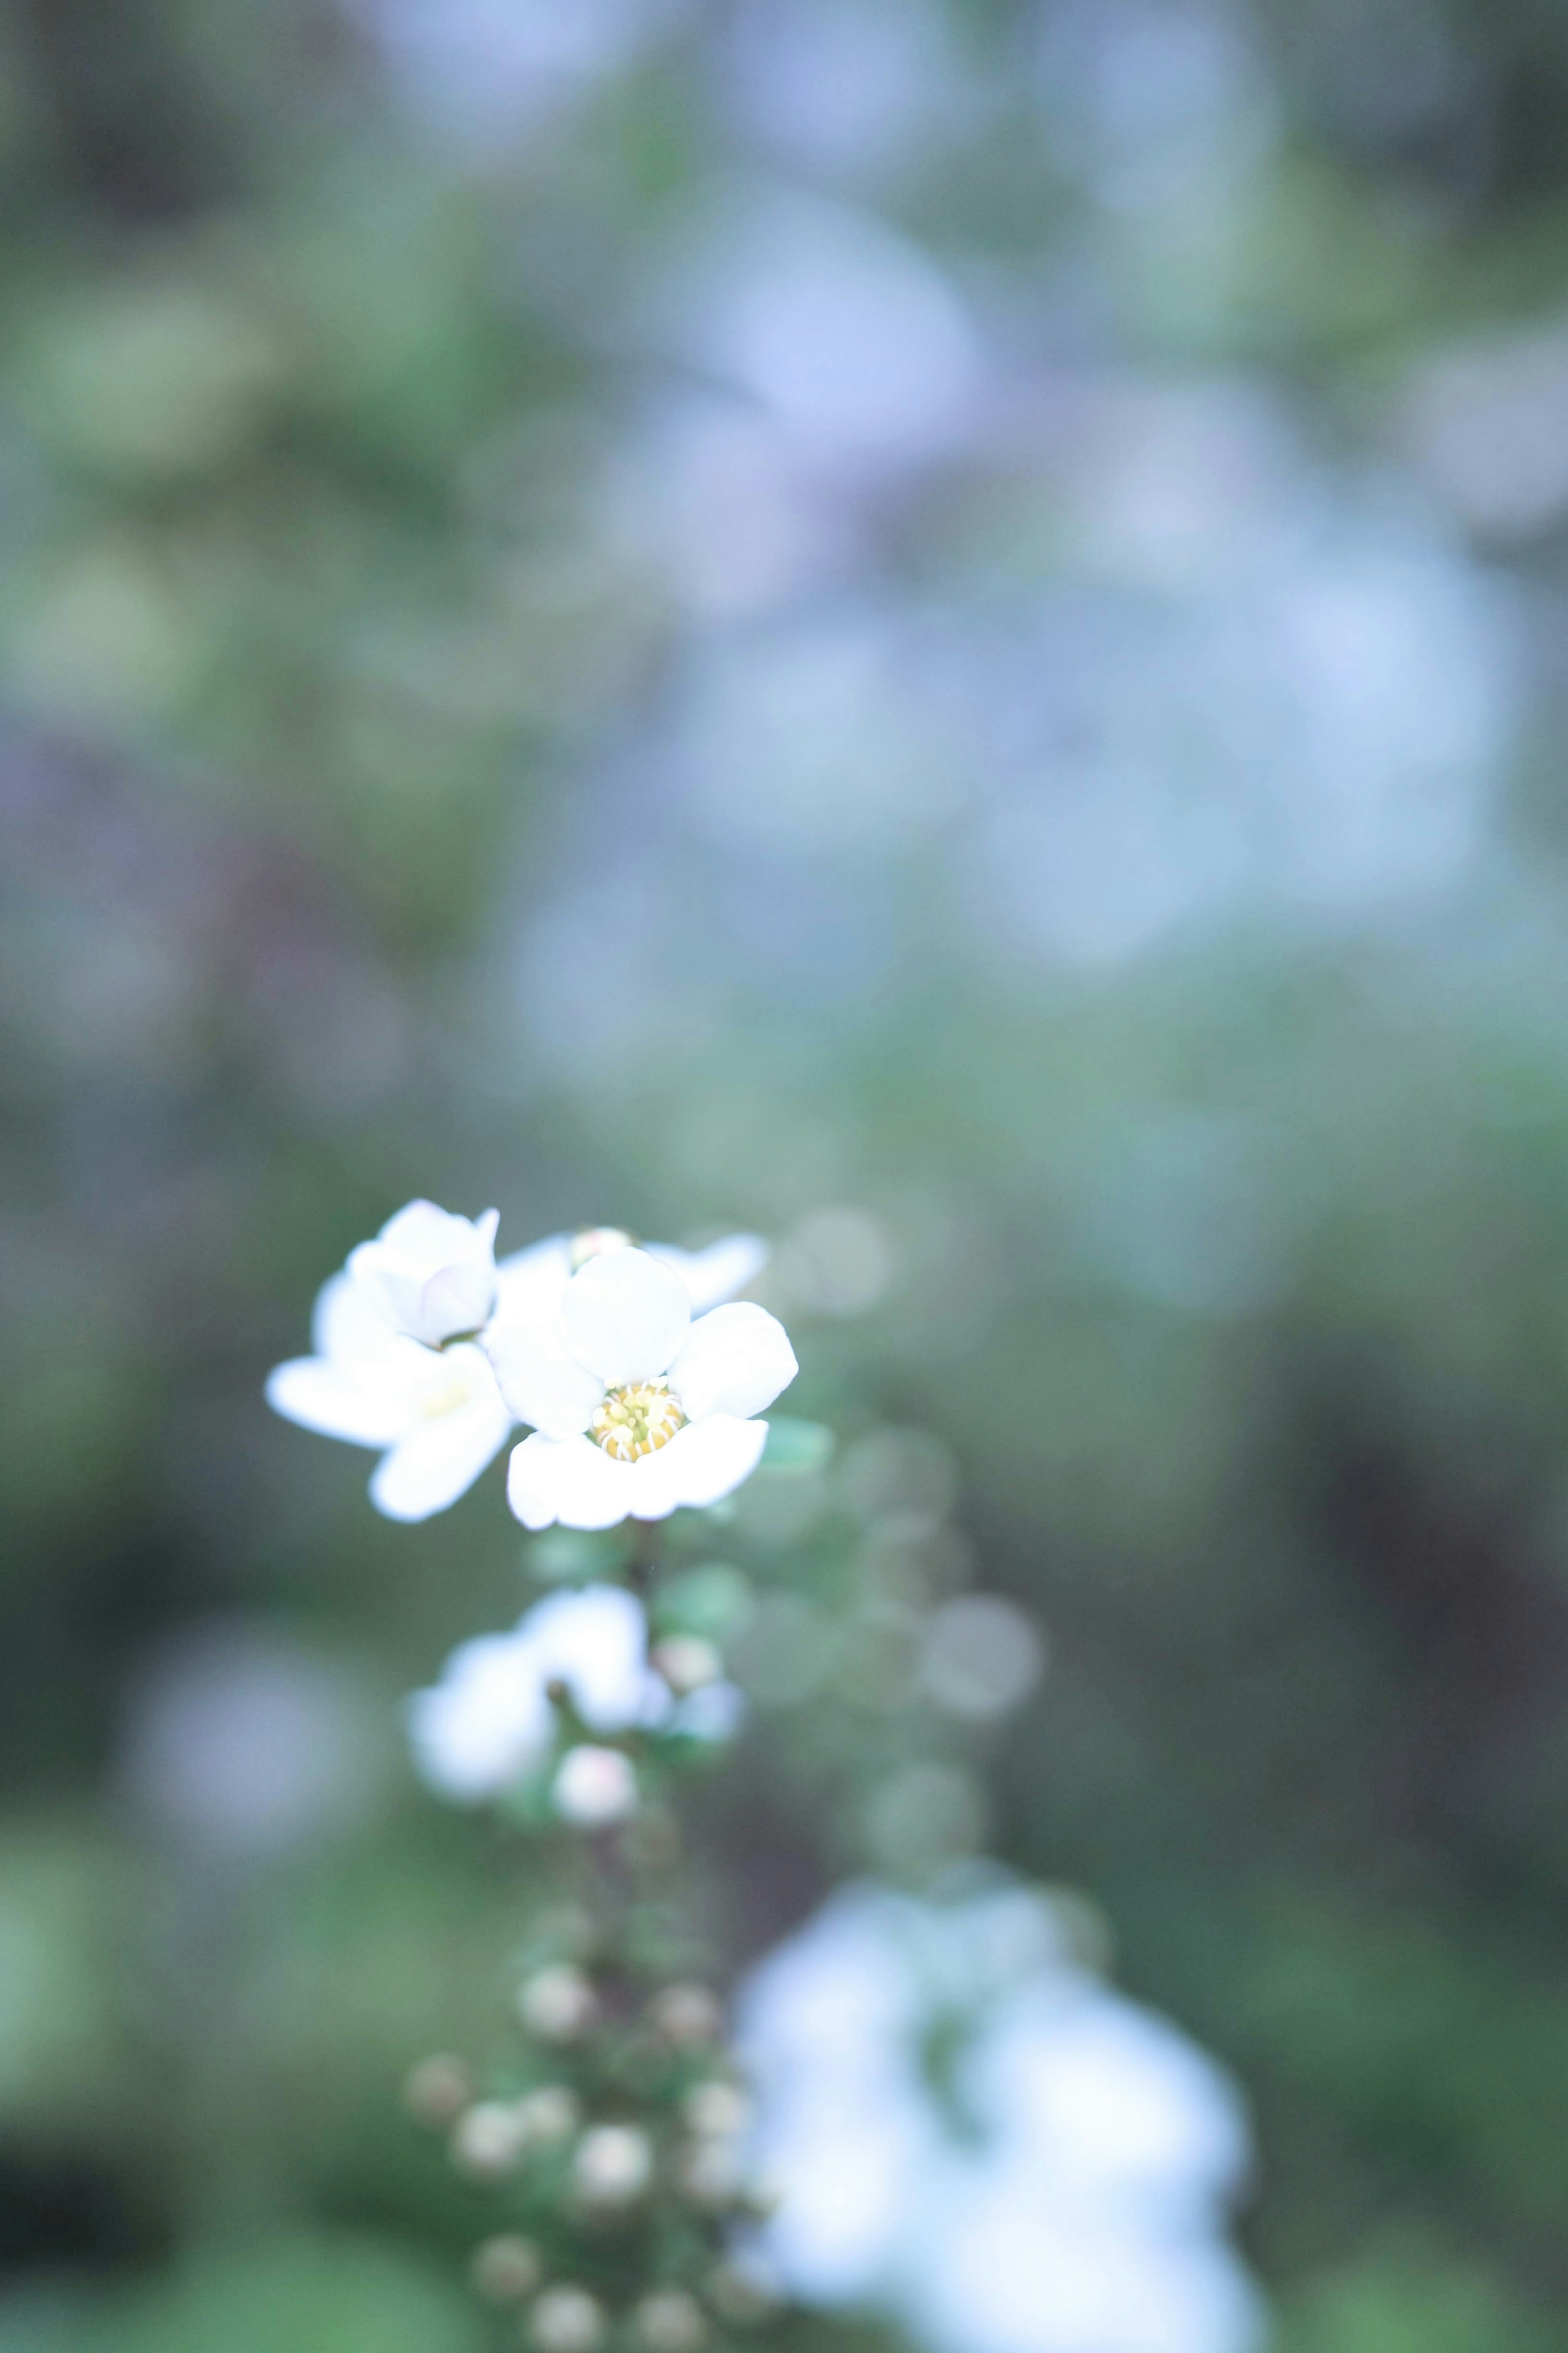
[311, 1270, 408, 1371]
[507, 1432, 639, 1531]
[408, 1632, 551, 1801]
[495, 1234, 572, 1321]
[369, 1388, 513, 1521]
[484, 1318, 604, 1439]
[348, 1202, 499, 1344]
[559, 1248, 691, 1386]
[520, 1585, 669, 1732]
[628, 1415, 768, 1517]
[668, 1304, 798, 1423]
[265, 1357, 413, 1448]
[379, 1198, 495, 1267]
[418, 1260, 499, 1343]
[648, 1234, 769, 1313]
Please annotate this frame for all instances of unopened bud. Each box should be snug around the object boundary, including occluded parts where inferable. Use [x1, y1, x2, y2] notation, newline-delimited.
[520, 1965, 598, 2042]
[572, 2122, 653, 2209]
[682, 2079, 749, 2139]
[648, 1983, 722, 2048]
[403, 2053, 471, 2129]
[569, 1227, 635, 1272]
[471, 2235, 543, 2302]
[451, 2101, 527, 2181]
[515, 2084, 581, 2143]
[633, 2288, 708, 2353]
[676, 2134, 743, 2208]
[651, 1636, 722, 1695]
[553, 1744, 638, 1826]
[530, 2285, 607, 2353]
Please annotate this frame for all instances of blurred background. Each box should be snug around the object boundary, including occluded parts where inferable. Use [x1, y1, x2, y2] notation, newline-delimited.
[7, 0, 1568, 2344]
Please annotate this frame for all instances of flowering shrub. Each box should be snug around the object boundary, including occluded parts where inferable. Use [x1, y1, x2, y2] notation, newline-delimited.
[268, 1205, 1262, 2351]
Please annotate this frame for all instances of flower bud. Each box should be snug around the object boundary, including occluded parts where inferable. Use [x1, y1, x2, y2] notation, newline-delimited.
[572, 2122, 653, 2209]
[651, 1636, 722, 1695]
[568, 1227, 635, 1272]
[530, 2286, 607, 2353]
[553, 1744, 638, 1826]
[403, 2053, 471, 2129]
[471, 2235, 543, 2302]
[682, 2079, 749, 2139]
[676, 2134, 742, 2208]
[515, 2084, 581, 2143]
[647, 1983, 722, 2048]
[633, 2289, 707, 2353]
[520, 1964, 598, 2042]
[451, 2101, 527, 2181]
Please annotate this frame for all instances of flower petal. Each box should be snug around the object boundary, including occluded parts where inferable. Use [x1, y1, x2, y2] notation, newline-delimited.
[667, 1303, 798, 1423]
[348, 1202, 499, 1345]
[370, 1388, 513, 1521]
[419, 1260, 500, 1342]
[312, 1270, 408, 1370]
[648, 1233, 768, 1313]
[265, 1356, 413, 1448]
[520, 1585, 670, 1732]
[408, 1631, 552, 1802]
[507, 1432, 639, 1531]
[484, 1317, 604, 1439]
[627, 1415, 768, 1517]
[495, 1234, 572, 1321]
[559, 1248, 691, 1386]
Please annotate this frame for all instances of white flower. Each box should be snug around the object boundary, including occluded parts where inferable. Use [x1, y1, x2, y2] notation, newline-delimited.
[553, 1743, 638, 1824]
[407, 1585, 668, 1803]
[735, 1879, 1265, 2353]
[266, 1271, 512, 1522]
[347, 1198, 500, 1346]
[494, 1227, 769, 1327]
[488, 1247, 797, 1531]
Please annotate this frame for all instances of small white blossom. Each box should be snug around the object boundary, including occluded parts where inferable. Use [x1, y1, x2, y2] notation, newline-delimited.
[406, 1585, 668, 1803]
[266, 1270, 512, 1522]
[348, 1198, 501, 1346]
[553, 1743, 638, 1824]
[736, 1879, 1265, 2353]
[489, 1247, 797, 1532]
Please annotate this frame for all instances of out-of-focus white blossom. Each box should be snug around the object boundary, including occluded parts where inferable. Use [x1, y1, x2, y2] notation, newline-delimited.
[490, 1247, 796, 1531]
[347, 1198, 501, 1346]
[266, 1271, 512, 1521]
[406, 1584, 669, 1802]
[736, 1877, 1264, 2353]
[553, 1743, 639, 1824]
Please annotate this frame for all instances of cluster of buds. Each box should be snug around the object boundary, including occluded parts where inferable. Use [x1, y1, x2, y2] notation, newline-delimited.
[404, 1959, 780, 2349]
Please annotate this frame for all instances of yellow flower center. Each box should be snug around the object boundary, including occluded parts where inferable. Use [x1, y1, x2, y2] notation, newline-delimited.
[418, 1370, 477, 1420]
[590, 1379, 687, 1461]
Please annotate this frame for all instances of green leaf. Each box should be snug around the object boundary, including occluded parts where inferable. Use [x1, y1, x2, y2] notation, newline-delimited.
[760, 1417, 835, 1473]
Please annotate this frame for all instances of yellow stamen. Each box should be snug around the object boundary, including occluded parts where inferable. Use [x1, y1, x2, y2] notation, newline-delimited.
[590, 1379, 686, 1462]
